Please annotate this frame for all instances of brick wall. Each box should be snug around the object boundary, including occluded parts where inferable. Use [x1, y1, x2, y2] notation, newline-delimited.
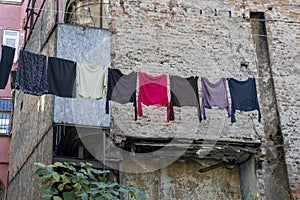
[109, 0, 263, 142]
[108, 0, 299, 199]
[266, 3, 300, 198]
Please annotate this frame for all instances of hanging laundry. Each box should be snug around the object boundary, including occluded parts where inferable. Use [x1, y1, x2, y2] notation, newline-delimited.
[106, 69, 137, 120]
[0, 45, 15, 89]
[15, 50, 48, 95]
[47, 57, 76, 98]
[77, 63, 107, 99]
[228, 77, 261, 123]
[169, 76, 201, 122]
[138, 72, 170, 121]
[201, 77, 230, 120]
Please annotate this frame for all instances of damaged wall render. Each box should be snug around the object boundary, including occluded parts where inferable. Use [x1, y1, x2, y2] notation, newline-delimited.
[123, 160, 242, 200]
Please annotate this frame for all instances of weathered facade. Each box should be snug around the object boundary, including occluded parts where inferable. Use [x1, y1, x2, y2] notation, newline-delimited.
[0, 1, 28, 199]
[108, 0, 299, 199]
[7, 1, 111, 199]
[6, 0, 300, 200]
[124, 160, 242, 200]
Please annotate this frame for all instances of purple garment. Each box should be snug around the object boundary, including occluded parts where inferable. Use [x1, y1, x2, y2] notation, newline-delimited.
[201, 77, 230, 119]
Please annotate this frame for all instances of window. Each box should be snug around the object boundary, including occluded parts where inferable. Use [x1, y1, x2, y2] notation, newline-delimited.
[3, 30, 19, 63]
[0, 98, 12, 135]
[0, 0, 22, 4]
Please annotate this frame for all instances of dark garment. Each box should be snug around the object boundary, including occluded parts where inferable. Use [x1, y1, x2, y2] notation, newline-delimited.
[201, 77, 230, 119]
[15, 50, 48, 95]
[0, 45, 15, 89]
[169, 76, 201, 122]
[228, 78, 261, 123]
[106, 69, 137, 120]
[10, 69, 17, 89]
[47, 57, 76, 98]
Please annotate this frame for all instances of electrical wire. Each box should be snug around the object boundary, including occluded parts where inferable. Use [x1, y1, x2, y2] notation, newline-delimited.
[25, 6, 300, 24]
[1, 5, 298, 81]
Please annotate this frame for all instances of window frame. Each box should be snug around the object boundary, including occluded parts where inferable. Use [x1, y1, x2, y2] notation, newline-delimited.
[0, 0, 23, 4]
[0, 98, 12, 135]
[3, 30, 19, 63]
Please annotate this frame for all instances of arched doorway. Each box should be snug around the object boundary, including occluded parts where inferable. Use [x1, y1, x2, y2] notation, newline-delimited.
[64, 0, 109, 29]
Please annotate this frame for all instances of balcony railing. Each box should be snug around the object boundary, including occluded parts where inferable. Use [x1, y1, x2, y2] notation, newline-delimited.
[23, 0, 109, 48]
[23, 0, 49, 46]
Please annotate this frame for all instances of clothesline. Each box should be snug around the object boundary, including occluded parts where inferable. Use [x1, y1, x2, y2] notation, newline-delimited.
[14, 48, 298, 81]
[108, 67, 299, 81]
[248, 17, 300, 24]
[0, 48, 277, 124]
[26, 6, 300, 24]
[0, 25, 272, 39]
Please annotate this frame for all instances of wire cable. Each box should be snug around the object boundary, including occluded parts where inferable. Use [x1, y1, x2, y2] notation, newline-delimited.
[25, 6, 300, 24]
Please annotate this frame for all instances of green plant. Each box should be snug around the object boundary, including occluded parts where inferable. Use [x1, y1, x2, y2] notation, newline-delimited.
[34, 162, 147, 200]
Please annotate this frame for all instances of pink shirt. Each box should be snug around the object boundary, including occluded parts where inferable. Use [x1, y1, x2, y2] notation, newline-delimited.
[138, 72, 170, 121]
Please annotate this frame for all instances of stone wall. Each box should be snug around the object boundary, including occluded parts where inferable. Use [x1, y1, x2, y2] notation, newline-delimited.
[7, 132, 52, 200]
[8, 28, 56, 180]
[7, 1, 57, 198]
[7, 5, 112, 200]
[124, 160, 242, 200]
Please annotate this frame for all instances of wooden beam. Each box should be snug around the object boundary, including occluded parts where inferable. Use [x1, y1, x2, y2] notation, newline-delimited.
[52, 156, 120, 169]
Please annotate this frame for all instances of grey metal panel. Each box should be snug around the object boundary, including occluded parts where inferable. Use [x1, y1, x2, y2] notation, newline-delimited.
[54, 24, 110, 127]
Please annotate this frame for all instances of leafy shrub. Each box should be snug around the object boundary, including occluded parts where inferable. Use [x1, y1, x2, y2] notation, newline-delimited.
[34, 162, 147, 200]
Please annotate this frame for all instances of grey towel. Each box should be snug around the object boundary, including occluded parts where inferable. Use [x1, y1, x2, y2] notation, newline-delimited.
[169, 76, 201, 122]
[106, 69, 137, 120]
